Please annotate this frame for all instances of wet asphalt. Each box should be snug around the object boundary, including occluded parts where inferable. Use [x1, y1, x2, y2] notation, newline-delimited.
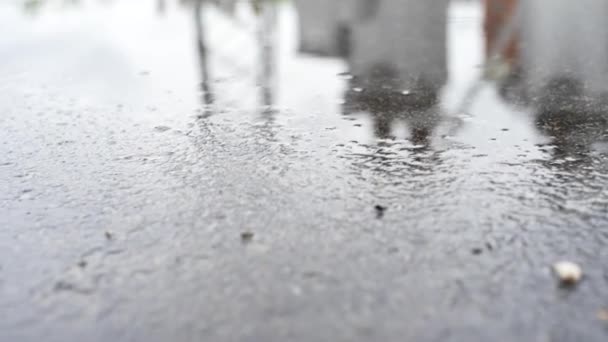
[1, 1, 608, 341]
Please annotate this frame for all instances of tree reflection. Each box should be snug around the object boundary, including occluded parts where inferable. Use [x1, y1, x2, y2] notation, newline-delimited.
[193, 0, 214, 117]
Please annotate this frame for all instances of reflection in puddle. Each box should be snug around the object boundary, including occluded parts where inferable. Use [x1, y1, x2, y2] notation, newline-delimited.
[4, 0, 608, 175]
[297, 0, 448, 145]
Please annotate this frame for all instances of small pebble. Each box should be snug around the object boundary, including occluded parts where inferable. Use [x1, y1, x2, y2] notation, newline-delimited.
[374, 205, 387, 218]
[485, 242, 494, 251]
[105, 231, 113, 240]
[154, 125, 171, 133]
[471, 248, 483, 255]
[241, 231, 254, 242]
[77, 260, 87, 268]
[552, 261, 582, 285]
[387, 246, 400, 254]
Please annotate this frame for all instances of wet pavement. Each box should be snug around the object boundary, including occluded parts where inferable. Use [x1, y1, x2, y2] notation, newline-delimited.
[1, 1, 608, 341]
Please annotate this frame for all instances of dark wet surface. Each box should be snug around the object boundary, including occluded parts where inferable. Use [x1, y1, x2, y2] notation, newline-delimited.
[1, 1, 608, 341]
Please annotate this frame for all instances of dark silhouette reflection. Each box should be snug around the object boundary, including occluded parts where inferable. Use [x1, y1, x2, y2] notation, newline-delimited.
[534, 84, 608, 174]
[518, 0, 608, 110]
[343, 67, 442, 144]
[291, 0, 449, 181]
[486, 1, 608, 111]
[536, 105, 608, 164]
[334, 0, 448, 143]
[481, 1, 608, 168]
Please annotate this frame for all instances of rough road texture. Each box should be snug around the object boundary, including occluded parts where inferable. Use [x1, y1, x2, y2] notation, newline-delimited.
[1, 1, 608, 341]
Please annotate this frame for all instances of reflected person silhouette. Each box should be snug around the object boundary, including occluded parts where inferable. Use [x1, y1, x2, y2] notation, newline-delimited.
[343, 62, 441, 144]
[534, 78, 608, 170]
[535, 99, 608, 166]
[491, 0, 608, 162]
[489, 0, 608, 113]
[340, 0, 449, 143]
[519, 0, 608, 113]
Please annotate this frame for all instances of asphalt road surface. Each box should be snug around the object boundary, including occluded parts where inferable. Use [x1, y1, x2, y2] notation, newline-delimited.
[1, 1, 608, 341]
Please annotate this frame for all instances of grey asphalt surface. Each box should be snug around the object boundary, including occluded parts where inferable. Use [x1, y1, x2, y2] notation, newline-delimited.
[1, 1, 608, 341]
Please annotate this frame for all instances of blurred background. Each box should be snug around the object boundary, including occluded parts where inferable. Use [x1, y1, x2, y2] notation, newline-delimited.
[3, 0, 608, 143]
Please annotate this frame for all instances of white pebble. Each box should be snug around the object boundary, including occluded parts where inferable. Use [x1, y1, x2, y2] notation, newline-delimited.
[552, 261, 582, 284]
